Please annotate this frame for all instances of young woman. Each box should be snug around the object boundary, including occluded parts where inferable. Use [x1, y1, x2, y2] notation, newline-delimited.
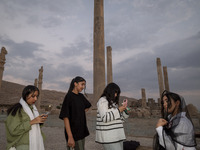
[154, 90, 197, 150]
[5, 85, 47, 150]
[59, 76, 91, 150]
[95, 82, 129, 150]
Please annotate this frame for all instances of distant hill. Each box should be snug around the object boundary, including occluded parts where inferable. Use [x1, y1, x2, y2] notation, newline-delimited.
[0, 80, 139, 110]
[0, 80, 66, 109]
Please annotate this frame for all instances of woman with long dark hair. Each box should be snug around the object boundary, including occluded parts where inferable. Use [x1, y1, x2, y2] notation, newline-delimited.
[153, 90, 197, 150]
[59, 76, 91, 150]
[95, 82, 129, 150]
[5, 85, 47, 150]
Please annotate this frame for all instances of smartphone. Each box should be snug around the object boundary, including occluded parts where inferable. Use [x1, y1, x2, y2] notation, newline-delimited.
[41, 111, 51, 117]
[122, 99, 128, 107]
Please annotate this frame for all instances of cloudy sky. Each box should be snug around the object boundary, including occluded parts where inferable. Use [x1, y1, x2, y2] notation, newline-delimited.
[0, 0, 200, 109]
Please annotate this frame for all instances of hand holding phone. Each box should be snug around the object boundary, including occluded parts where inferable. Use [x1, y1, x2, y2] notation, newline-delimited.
[41, 114, 48, 117]
[122, 99, 128, 107]
[41, 111, 50, 117]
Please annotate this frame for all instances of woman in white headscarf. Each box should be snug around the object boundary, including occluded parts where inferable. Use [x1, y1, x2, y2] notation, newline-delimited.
[153, 90, 197, 150]
[5, 85, 47, 150]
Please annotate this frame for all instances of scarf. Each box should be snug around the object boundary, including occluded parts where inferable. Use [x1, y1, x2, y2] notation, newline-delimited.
[19, 98, 45, 150]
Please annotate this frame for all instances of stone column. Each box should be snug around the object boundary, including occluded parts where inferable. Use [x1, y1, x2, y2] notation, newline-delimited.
[163, 66, 170, 91]
[34, 78, 38, 87]
[0, 47, 8, 90]
[156, 58, 164, 99]
[141, 88, 147, 107]
[158, 98, 161, 107]
[93, 0, 105, 105]
[107, 46, 113, 84]
[37, 66, 43, 111]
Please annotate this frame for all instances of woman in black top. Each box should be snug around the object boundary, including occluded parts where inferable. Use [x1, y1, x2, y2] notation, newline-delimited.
[59, 76, 91, 150]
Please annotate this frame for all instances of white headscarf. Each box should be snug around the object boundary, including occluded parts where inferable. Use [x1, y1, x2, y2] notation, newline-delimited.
[19, 98, 45, 150]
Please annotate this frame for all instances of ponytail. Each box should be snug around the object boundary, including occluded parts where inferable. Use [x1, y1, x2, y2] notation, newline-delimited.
[68, 78, 76, 93]
[67, 76, 87, 96]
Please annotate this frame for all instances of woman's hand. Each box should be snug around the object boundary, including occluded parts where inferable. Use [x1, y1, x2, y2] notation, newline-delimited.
[30, 115, 48, 125]
[68, 136, 75, 148]
[156, 118, 168, 128]
[118, 105, 126, 112]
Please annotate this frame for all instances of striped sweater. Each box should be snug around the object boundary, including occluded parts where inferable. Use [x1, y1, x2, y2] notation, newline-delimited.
[95, 97, 129, 144]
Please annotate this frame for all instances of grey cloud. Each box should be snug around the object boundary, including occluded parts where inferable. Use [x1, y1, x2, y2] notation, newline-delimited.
[113, 51, 158, 93]
[42, 62, 93, 91]
[105, 0, 200, 51]
[154, 32, 200, 68]
[0, 0, 85, 29]
[1, 0, 199, 108]
[0, 36, 43, 58]
[41, 16, 63, 28]
[112, 32, 200, 96]
[60, 39, 91, 57]
[150, 32, 200, 91]
[0, 35, 46, 81]
[169, 68, 200, 91]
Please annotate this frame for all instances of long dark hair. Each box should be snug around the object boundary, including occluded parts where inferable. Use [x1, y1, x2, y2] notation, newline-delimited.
[100, 82, 121, 108]
[161, 90, 181, 120]
[153, 90, 196, 149]
[68, 76, 86, 95]
[7, 85, 40, 116]
[153, 90, 181, 150]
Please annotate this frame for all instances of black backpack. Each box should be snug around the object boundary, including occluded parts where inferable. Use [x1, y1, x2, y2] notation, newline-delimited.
[123, 140, 140, 150]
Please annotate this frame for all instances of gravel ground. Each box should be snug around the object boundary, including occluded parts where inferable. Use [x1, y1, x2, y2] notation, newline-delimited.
[0, 123, 153, 150]
[42, 126, 153, 150]
[1, 113, 199, 150]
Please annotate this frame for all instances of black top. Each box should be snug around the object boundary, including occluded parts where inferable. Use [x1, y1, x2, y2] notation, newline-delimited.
[59, 91, 91, 141]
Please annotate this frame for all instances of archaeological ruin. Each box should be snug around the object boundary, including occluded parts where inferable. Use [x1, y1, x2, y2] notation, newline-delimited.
[93, 0, 106, 105]
[0, 47, 7, 91]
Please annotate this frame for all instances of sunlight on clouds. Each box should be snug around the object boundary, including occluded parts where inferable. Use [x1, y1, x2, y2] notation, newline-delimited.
[112, 47, 149, 65]
[3, 75, 33, 86]
[0, 0, 200, 109]
[42, 82, 63, 91]
[58, 77, 73, 83]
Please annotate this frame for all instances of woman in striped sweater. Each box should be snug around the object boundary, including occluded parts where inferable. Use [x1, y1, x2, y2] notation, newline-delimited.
[95, 82, 129, 150]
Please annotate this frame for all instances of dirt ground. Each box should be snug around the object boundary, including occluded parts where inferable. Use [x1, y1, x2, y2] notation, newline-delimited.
[1, 113, 199, 150]
[0, 123, 152, 150]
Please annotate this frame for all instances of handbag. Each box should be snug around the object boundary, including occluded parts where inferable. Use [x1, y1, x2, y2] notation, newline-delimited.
[123, 140, 140, 150]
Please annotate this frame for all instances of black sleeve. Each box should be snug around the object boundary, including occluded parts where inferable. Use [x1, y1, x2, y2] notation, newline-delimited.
[81, 94, 92, 109]
[59, 93, 70, 120]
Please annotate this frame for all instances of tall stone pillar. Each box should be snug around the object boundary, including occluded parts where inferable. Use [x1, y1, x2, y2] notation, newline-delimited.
[156, 58, 164, 99]
[0, 47, 8, 90]
[107, 46, 113, 84]
[141, 88, 147, 107]
[37, 66, 43, 111]
[93, 0, 105, 105]
[163, 66, 170, 91]
[34, 78, 38, 87]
